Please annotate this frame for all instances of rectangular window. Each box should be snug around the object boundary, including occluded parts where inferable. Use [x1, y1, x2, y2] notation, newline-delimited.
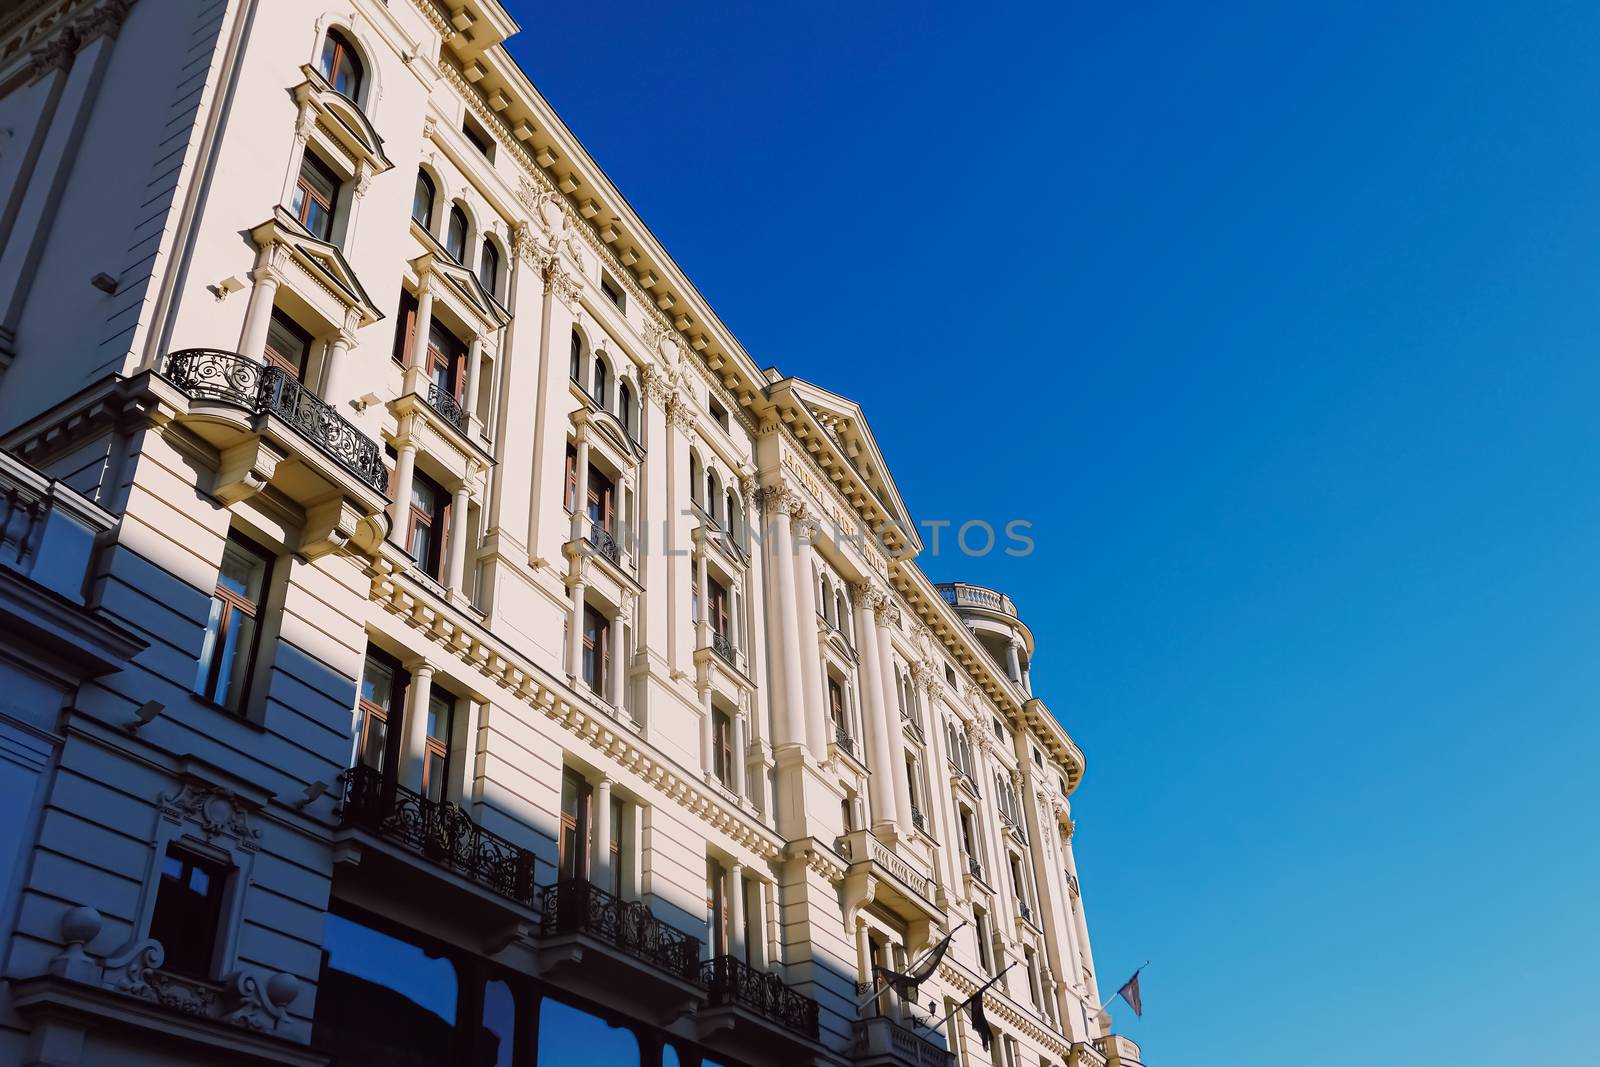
[559, 768, 590, 882]
[712, 708, 734, 786]
[993, 717, 1006, 741]
[600, 273, 624, 310]
[708, 398, 729, 430]
[707, 577, 729, 640]
[406, 473, 449, 580]
[421, 688, 454, 802]
[608, 796, 624, 897]
[194, 534, 272, 713]
[586, 465, 615, 533]
[264, 309, 312, 379]
[425, 319, 467, 403]
[581, 606, 609, 696]
[290, 151, 340, 241]
[463, 116, 495, 160]
[827, 677, 845, 731]
[352, 650, 400, 771]
[148, 844, 228, 978]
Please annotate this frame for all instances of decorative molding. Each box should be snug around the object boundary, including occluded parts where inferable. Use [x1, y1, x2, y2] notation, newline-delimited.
[158, 782, 261, 853]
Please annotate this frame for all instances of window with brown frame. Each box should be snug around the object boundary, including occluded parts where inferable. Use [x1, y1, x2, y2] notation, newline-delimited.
[148, 845, 229, 979]
[608, 796, 623, 898]
[558, 768, 590, 882]
[827, 677, 846, 732]
[352, 650, 403, 772]
[194, 534, 273, 712]
[290, 151, 340, 241]
[707, 576, 729, 641]
[424, 318, 466, 405]
[421, 688, 453, 802]
[712, 707, 734, 786]
[411, 170, 435, 229]
[563, 443, 578, 513]
[581, 606, 609, 697]
[263, 308, 312, 379]
[406, 472, 449, 580]
[586, 465, 614, 534]
[319, 29, 364, 99]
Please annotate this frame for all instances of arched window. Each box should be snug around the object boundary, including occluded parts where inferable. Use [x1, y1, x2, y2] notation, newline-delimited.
[411, 170, 434, 229]
[707, 471, 722, 526]
[689, 452, 703, 507]
[726, 491, 740, 543]
[837, 591, 850, 635]
[478, 240, 499, 295]
[619, 380, 634, 436]
[319, 29, 364, 99]
[592, 355, 608, 406]
[446, 204, 468, 261]
[570, 330, 582, 382]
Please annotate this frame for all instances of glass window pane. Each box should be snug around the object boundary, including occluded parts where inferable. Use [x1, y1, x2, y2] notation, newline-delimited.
[361, 658, 393, 710]
[313, 913, 458, 1066]
[194, 596, 223, 694]
[218, 542, 266, 600]
[536, 998, 638, 1067]
[480, 979, 515, 1067]
[426, 692, 452, 741]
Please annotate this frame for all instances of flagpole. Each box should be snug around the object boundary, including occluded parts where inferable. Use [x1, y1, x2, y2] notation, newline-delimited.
[1099, 960, 1149, 1020]
[853, 921, 969, 1009]
[916, 961, 1016, 1035]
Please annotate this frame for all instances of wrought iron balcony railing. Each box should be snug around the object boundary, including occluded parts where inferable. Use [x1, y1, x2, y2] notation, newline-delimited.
[910, 807, 926, 833]
[586, 521, 621, 564]
[539, 879, 702, 982]
[164, 349, 387, 492]
[425, 381, 467, 431]
[701, 954, 820, 1040]
[834, 726, 855, 755]
[711, 629, 736, 666]
[337, 765, 537, 908]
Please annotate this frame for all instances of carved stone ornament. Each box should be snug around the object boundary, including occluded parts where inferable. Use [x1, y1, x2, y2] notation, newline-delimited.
[158, 783, 261, 852]
[543, 260, 581, 307]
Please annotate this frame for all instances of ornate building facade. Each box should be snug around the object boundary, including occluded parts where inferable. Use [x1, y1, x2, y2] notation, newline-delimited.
[0, 2, 1147, 1066]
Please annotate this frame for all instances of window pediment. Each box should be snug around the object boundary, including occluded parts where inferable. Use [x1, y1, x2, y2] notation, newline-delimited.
[294, 65, 392, 175]
[251, 208, 382, 330]
[411, 246, 512, 336]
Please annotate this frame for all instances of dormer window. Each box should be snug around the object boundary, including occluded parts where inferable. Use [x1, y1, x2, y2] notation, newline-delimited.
[290, 151, 339, 241]
[319, 29, 363, 100]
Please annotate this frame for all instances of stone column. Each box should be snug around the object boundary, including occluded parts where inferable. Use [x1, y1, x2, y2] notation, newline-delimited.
[852, 584, 898, 831]
[1006, 639, 1024, 687]
[446, 484, 471, 596]
[591, 776, 612, 890]
[732, 711, 748, 799]
[609, 610, 625, 708]
[236, 269, 281, 362]
[319, 312, 361, 405]
[571, 435, 590, 545]
[406, 274, 435, 374]
[463, 332, 486, 436]
[874, 601, 915, 836]
[765, 490, 808, 750]
[728, 862, 745, 962]
[388, 434, 417, 546]
[567, 579, 586, 682]
[399, 661, 434, 791]
[790, 519, 828, 760]
[700, 691, 716, 779]
[694, 545, 710, 650]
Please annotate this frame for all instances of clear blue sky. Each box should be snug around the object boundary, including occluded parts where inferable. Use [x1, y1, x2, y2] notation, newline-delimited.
[507, 4, 1600, 1062]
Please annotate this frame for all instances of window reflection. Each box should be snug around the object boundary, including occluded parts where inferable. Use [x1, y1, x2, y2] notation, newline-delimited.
[537, 997, 639, 1066]
[481, 979, 515, 1067]
[313, 913, 458, 1065]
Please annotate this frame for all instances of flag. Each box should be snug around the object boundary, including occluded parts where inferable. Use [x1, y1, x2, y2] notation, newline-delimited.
[968, 988, 993, 1050]
[873, 928, 956, 1001]
[1114, 967, 1144, 1017]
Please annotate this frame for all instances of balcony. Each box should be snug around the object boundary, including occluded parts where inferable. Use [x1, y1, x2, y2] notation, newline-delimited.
[850, 1015, 953, 1067]
[711, 629, 737, 666]
[165, 350, 386, 491]
[425, 380, 467, 431]
[587, 521, 621, 564]
[910, 807, 926, 834]
[1092, 1035, 1146, 1067]
[835, 829, 942, 924]
[935, 581, 1016, 618]
[158, 350, 387, 556]
[696, 954, 824, 1061]
[336, 766, 538, 910]
[536, 879, 706, 1020]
